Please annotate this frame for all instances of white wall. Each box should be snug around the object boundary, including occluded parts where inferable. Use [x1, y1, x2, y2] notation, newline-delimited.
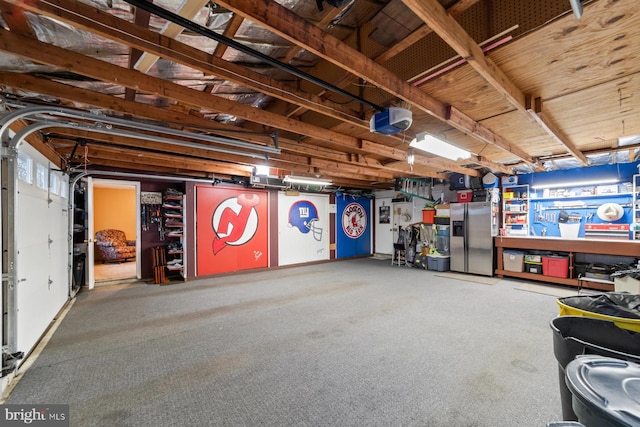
[15, 143, 69, 357]
[277, 192, 330, 266]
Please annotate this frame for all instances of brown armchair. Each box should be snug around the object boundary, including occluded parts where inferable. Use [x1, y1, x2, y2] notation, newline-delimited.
[95, 229, 136, 263]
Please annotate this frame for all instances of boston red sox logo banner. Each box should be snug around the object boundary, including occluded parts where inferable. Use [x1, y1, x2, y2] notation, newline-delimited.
[196, 186, 268, 275]
[336, 196, 371, 258]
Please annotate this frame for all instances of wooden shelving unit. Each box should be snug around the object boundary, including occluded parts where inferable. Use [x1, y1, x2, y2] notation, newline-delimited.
[162, 190, 186, 281]
[494, 236, 638, 291]
[502, 184, 529, 236]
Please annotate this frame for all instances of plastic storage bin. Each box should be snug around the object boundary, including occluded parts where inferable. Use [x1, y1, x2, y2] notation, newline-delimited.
[543, 255, 569, 278]
[503, 250, 524, 272]
[549, 316, 640, 421]
[557, 293, 640, 333]
[565, 356, 640, 426]
[457, 190, 472, 203]
[524, 261, 543, 274]
[422, 209, 435, 223]
[427, 255, 450, 272]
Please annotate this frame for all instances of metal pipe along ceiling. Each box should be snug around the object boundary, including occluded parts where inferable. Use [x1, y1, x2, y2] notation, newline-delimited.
[121, 0, 385, 112]
[0, 104, 280, 158]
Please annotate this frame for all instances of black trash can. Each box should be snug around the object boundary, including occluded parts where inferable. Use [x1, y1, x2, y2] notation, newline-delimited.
[73, 253, 86, 288]
[549, 316, 640, 421]
[565, 355, 640, 426]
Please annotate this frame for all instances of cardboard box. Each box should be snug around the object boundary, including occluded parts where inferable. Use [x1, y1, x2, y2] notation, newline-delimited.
[614, 276, 640, 293]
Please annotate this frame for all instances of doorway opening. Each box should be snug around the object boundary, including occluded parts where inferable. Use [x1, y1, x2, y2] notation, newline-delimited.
[91, 180, 140, 284]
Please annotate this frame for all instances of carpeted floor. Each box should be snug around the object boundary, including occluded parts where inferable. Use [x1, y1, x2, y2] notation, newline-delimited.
[435, 272, 501, 285]
[5, 258, 566, 426]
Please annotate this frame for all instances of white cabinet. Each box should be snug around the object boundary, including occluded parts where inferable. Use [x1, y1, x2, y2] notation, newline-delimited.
[502, 184, 529, 236]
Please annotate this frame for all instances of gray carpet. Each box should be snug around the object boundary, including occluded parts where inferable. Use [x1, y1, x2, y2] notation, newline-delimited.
[5, 259, 564, 426]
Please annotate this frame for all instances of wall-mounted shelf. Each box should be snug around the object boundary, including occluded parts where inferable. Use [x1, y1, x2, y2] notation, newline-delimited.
[530, 193, 633, 201]
[502, 184, 529, 236]
[162, 189, 186, 280]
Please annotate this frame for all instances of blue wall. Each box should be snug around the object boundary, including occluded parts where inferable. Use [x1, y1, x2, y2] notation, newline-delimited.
[336, 196, 371, 258]
[516, 162, 639, 238]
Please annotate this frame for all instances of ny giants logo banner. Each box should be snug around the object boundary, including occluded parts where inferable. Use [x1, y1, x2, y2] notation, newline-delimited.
[196, 186, 268, 275]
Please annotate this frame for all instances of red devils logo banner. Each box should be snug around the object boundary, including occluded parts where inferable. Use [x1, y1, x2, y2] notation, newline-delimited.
[196, 186, 268, 275]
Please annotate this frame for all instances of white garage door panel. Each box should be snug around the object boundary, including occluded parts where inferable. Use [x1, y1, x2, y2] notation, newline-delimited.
[15, 145, 70, 356]
[15, 245, 66, 353]
[17, 195, 49, 248]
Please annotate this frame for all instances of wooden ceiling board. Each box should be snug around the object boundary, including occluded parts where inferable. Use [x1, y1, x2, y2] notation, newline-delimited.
[491, 0, 640, 100]
[418, 70, 516, 120]
[542, 72, 640, 148]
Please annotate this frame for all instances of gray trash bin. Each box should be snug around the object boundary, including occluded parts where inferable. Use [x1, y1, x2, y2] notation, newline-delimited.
[549, 316, 640, 421]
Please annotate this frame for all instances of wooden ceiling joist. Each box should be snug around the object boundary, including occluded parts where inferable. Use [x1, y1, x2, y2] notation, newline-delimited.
[215, 0, 526, 170]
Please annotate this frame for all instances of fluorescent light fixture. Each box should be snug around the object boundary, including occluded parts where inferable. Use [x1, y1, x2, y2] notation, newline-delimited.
[409, 132, 471, 161]
[283, 175, 332, 186]
[618, 135, 640, 147]
[530, 178, 618, 189]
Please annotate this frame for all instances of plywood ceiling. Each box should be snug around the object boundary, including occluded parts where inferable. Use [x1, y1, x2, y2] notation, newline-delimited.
[0, 0, 638, 190]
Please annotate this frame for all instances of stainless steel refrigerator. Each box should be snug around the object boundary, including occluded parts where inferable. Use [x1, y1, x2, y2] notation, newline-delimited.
[450, 201, 498, 276]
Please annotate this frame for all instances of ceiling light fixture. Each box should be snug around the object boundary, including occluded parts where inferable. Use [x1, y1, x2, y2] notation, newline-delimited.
[409, 132, 471, 161]
[283, 175, 332, 186]
[617, 135, 640, 147]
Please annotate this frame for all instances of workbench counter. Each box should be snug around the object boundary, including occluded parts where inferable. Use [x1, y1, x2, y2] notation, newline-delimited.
[494, 236, 639, 290]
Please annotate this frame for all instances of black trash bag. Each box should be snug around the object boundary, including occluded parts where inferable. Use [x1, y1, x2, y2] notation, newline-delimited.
[612, 268, 640, 280]
[558, 292, 640, 320]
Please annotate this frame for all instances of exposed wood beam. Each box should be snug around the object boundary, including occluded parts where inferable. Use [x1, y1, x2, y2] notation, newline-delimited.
[212, 13, 244, 58]
[65, 144, 253, 175]
[374, 0, 481, 64]
[0, 30, 363, 149]
[280, 6, 343, 64]
[0, 72, 418, 182]
[3, 0, 363, 125]
[466, 156, 514, 175]
[0, 2, 35, 36]
[49, 127, 393, 181]
[135, 0, 209, 73]
[525, 96, 588, 166]
[0, 33, 459, 176]
[46, 127, 261, 169]
[214, 0, 527, 168]
[125, 2, 151, 103]
[402, 0, 527, 114]
[404, 0, 583, 168]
